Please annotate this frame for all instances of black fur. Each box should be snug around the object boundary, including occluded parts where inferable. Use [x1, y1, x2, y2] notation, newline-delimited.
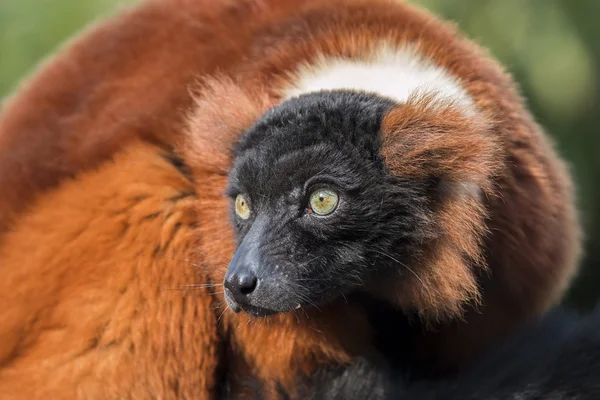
[297, 304, 600, 400]
[224, 90, 438, 316]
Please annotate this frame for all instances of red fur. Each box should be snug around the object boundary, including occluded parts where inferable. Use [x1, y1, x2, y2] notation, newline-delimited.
[0, 0, 581, 397]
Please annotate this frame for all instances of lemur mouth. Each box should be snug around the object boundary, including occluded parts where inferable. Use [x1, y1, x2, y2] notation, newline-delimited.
[224, 288, 281, 317]
[240, 304, 280, 318]
[224, 287, 304, 318]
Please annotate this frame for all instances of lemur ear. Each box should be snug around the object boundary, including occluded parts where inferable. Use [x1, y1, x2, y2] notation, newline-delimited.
[377, 96, 504, 321]
[380, 95, 502, 197]
[179, 76, 273, 176]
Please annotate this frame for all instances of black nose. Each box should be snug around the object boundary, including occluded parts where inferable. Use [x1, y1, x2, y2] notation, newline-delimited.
[225, 270, 258, 299]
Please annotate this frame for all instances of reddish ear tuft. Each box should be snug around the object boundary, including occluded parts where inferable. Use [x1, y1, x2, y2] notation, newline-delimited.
[378, 96, 504, 321]
[380, 95, 503, 195]
[178, 76, 274, 176]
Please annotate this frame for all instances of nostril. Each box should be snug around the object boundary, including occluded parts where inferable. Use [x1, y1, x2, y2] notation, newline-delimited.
[238, 273, 258, 295]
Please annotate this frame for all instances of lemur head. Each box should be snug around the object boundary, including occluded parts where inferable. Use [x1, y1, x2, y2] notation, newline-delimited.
[223, 89, 500, 318]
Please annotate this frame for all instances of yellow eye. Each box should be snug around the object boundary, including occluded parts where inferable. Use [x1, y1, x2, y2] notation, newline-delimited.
[235, 194, 251, 220]
[309, 189, 339, 216]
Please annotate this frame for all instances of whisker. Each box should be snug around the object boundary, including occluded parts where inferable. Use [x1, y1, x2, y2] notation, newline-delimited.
[178, 283, 224, 288]
[217, 306, 229, 324]
[371, 248, 424, 287]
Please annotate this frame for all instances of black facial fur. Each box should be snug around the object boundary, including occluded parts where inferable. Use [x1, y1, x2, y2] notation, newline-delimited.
[224, 90, 434, 317]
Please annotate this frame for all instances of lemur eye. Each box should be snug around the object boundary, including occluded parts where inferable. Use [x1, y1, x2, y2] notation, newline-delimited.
[308, 189, 339, 216]
[235, 194, 251, 220]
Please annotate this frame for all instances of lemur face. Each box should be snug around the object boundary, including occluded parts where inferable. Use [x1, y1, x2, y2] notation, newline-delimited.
[224, 91, 433, 317]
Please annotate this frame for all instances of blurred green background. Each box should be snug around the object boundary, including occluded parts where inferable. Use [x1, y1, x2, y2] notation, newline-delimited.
[1, 0, 598, 308]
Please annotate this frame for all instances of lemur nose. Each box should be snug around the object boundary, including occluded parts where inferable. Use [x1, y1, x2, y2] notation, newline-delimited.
[225, 271, 258, 298]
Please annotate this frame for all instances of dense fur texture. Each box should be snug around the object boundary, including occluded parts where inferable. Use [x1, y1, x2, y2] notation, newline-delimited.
[0, 0, 581, 398]
[0, 143, 223, 398]
[224, 91, 403, 316]
[222, 90, 503, 321]
[299, 304, 600, 400]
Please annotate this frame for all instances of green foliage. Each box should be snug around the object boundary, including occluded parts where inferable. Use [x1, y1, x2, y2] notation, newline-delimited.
[0, 0, 127, 95]
[1, 0, 598, 307]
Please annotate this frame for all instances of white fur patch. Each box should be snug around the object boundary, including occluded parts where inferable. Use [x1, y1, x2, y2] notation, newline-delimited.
[282, 44, 475, 113]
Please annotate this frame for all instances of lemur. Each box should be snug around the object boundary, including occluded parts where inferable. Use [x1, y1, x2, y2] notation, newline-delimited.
[0, 0, 580, 398]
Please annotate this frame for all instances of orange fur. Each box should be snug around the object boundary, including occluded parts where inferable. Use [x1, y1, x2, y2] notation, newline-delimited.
[0, 0, 581, 397]
[0, 143, 221, 398]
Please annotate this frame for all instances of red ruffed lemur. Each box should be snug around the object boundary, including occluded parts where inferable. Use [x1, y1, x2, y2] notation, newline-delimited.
[0, 0, 581, 398]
